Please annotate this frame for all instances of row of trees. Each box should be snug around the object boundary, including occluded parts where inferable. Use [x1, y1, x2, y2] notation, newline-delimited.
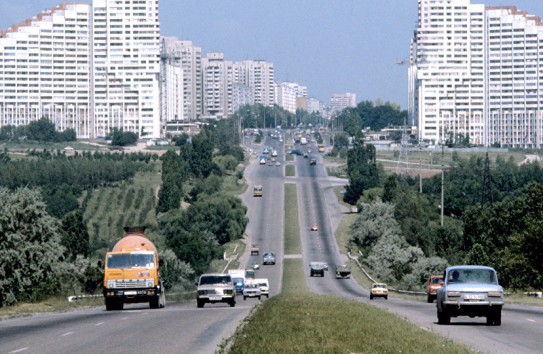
[234, 103, 325, 129]
[0, 118, 76, 143]
[345, 147, 543, 289]
[157, 119, 248, 275]
[336, 99, 543, 289]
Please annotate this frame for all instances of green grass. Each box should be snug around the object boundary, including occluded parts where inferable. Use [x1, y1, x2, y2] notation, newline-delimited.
[282, 259, 309, 295]
[226, 295, 474, 354]
[284, 184, 301, 255]
[0, 296, 103, 320]
[83, 167, 161, 256]
[285, 164, 295, 176]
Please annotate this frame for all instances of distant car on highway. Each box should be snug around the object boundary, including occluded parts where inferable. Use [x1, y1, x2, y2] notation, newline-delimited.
[310, 223, 318, 231]
[250, 243, 260, 256]
[370, 283, 388, 300]
[275, 161, 281, 166]
[309, 262, 327, 277]
[262, 252, 276, 265]
[436, 265, 504, 326]
[427, 275, 444, 303]
[309, 158, 316, 165]
[288, 149, 302, 155]
[243, 281, 262, 300]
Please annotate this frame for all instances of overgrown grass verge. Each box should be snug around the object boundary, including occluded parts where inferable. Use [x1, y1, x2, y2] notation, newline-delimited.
[285, 164, 295, 176]
[284, 184, 301, 254]
[0, 296, 103, 320]
[226, 295, 474, 354]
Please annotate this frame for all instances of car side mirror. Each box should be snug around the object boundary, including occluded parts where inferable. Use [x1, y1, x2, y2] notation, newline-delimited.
[97, 260, 103, 268]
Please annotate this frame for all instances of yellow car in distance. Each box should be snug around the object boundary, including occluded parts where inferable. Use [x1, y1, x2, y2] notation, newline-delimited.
[370, 283, 388, 300]
[253, 185, 263, 197]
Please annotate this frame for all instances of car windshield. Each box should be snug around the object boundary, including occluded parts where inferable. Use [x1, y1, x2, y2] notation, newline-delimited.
[200, 275, 232, 285]
[432, 277, 443, 284]
[107, 253, 155, 269]
[373, 284, 386, 288]
[448, 268, 497, 284]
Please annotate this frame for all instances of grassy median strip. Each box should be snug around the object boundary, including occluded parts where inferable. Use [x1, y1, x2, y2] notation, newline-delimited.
[227, 295, 473, 354]
[285, 164, 295, 176]
[284, 183, 301, 254]
[282, 258, 309, 295]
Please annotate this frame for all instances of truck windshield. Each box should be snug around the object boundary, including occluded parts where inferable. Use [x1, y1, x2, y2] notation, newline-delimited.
[107, 253, 155, 269]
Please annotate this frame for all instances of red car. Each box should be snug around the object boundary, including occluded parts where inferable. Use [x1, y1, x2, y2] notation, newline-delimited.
[427, 275, 444, 303]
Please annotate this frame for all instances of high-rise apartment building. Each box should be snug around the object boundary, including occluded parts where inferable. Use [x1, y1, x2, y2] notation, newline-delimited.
[0, 3, 93, 137]
[330, 93, 357, 113]
[0, 0, 161, 139]
[234, 60, 275, 107]
[202, 53, 233, 119]
[275, 81, 307, 114]
[410, 0, 543, 148]
[161, 37, 202, 123]
[92, 0, 161, 138]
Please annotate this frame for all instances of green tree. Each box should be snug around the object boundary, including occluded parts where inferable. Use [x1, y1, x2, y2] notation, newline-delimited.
[26, 117, 57, 142]
[344, 140, 379, 205]
[0, 188, 65, 307]
[60, 210, 90, 261]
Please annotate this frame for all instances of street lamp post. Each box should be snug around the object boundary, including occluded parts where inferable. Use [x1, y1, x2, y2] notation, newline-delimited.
[440, 143, 445, 227]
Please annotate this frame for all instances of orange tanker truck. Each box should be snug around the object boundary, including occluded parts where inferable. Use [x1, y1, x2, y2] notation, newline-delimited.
[101, 226, 165, 311]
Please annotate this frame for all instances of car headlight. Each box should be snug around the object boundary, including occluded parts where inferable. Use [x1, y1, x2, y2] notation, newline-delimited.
[107, 280, 116, 288]
[447, 291, 461, 297]
[488, 291, 503, 297]
[146, 279, 155, 288]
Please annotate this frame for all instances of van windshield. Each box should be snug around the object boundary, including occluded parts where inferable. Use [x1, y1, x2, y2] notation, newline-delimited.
[107, 253, 155, 269]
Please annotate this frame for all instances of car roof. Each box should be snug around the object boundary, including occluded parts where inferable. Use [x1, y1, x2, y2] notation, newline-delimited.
[445, 265, 495, 272]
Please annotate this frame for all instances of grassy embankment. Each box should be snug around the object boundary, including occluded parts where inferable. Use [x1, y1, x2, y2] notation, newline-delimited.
[224, 172, 474, 354]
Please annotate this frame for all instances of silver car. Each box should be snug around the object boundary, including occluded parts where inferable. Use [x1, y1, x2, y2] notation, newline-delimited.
[436, 265, 504, 326]
[262, 252, 276, 265]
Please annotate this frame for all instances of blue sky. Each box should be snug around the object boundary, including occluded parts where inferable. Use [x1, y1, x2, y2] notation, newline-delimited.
[2, 1, 543, 109]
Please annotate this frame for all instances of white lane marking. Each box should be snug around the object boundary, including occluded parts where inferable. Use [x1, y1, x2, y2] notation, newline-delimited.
[527, 319, 536, 322]
[9, 348, 29, 353]
[122, 317, 129, 320]
[61, 332, 73, 337]
[96, 322, 104, 326]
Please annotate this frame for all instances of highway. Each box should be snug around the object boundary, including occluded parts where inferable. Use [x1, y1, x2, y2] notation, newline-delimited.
[1, 132, 543, 353]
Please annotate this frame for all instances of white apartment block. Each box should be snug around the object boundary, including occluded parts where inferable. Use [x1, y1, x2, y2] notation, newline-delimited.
[160, 38, 184, 126]
[275, 81, 307, 114]
[330, 93, 357, 113]
[92, 0, 161, 138]
[410, 0, 543, 148]
[232, 82, 253, 113]
[161, 37, 202, 124]
[202, 53, 233, 119]
[0, 0, 161, 139]
[234, 60, 275, 107]
[0, 3, 93, 137]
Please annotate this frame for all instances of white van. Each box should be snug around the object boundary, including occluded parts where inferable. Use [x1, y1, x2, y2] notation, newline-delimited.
[254, 278, 269, 298]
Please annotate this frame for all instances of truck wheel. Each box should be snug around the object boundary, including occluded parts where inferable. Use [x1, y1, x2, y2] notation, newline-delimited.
[149, 297, 159, 309]
[197, 299, 204, 308]
[258, 296, 261, 300]
[427, 295, 433, 303]
[105, 298, 115, 311]
[370, 295, 373, 300]
[385, 296, 388, 300]
[437, 308, 450, 325]
[229, 300, 236, 307]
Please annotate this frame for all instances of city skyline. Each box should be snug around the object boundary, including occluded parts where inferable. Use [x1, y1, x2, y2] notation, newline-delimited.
[2, 1, 543, 109]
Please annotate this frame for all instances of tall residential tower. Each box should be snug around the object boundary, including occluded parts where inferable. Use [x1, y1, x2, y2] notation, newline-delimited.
[410, 0, 543, 148]
[0, 0, 161, 139]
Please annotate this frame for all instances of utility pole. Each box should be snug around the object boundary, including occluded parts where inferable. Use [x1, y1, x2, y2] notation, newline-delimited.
[419, 142, 423, 193]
